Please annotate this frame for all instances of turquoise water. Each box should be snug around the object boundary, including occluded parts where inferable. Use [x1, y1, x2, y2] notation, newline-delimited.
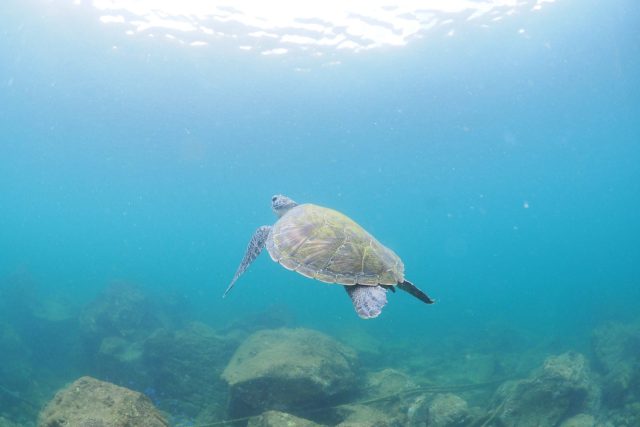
[1, 0, 639, 424]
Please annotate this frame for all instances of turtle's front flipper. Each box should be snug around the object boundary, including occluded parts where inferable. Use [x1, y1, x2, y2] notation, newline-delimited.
[345, 285, 388, 319]
[223, 225, 272, 297]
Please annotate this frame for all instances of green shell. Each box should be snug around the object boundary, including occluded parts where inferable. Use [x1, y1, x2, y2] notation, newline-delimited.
[266, 204, 404, 286]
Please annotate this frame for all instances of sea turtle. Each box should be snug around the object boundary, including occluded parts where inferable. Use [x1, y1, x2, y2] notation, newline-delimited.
[223, 195, 434, 319]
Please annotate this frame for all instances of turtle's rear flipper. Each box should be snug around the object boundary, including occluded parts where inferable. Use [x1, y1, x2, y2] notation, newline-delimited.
[223, 225, 272, 298]
[398, 280, 435, 304]
[345, 285, 388, 319]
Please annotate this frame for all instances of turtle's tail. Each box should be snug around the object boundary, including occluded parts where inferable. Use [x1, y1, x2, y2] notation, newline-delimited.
[397, 280, 435, 305]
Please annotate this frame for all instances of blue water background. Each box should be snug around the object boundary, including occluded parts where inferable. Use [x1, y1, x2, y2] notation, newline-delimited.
[0, 0, 639, 388]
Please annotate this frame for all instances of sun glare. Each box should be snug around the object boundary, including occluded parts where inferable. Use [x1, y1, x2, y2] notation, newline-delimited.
[79, 0, 557, 55]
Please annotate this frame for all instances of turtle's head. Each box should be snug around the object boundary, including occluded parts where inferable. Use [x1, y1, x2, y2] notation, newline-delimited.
[272, 195, 298, 218]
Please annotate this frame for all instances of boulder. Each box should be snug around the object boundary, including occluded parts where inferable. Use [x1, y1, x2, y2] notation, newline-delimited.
[427, 393, 470, 427]
[356, 368, 418, 420]
[78, 283, 170, 386]
[365, 369, 417, 399]
[592, 321, 640, 406]
[559, 414, 596, 427]
[331, 369, 416, 427]
[406, 394, 430, 427]
[248, 410, 326, 427]
[38, 376, 168, 427]
[335, 404, 403, 427]
[222, 328, 358, 418]
[95, 336, 146, 382]
[602, 401, 640, 427]
[0, 416, 21, 427]
[0, 322, 37, 421]
[79, 282, 166, 344]
[487, 352, 599, 427]
[406, 393, 470, 427]
[143, 322, 237, 417]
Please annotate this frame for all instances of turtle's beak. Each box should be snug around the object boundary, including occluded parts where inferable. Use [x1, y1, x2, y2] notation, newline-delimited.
[271, 195, 283, 213]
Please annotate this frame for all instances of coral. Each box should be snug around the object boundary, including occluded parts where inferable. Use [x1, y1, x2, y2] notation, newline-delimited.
[38, 376, 168, 427]
[222, 328, 358, 418]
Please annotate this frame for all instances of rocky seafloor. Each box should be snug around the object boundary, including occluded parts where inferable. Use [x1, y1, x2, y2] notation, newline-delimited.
[1, 280, 639, 427]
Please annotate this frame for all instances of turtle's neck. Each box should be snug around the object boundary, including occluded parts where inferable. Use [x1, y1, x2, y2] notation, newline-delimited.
[276, 202, 297, 218]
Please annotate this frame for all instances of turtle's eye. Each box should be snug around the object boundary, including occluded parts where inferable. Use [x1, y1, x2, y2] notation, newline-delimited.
[272, 196, 278, 202]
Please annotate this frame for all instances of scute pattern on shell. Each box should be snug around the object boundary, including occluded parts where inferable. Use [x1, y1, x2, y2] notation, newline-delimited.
[266, 204, 404, 286]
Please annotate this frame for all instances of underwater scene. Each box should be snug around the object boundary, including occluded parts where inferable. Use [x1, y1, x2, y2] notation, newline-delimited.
[1, 0, 639, 426]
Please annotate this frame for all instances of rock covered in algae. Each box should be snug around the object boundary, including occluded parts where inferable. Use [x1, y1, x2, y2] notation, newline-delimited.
[426, 393, 470, 427]
[335, 404, 404, 427]
[95, 335, 146, 385]
[79, 282, 166, 343]
[143, 321, 238, 416]
[350, 368, 418, 422]
[78, 283, 173, 387]
[222, 328, 358, 417]
[0, 416, 22, 427]
[487, 352, 599, 427]
[248, 410, 326, 427]
[365, 368, 417, 398]
[592, 321, 640, 406]
[38, 376, 168, 427]
[602, 401, 640, 427]
[559, 413, 596, 427]
[406, 393, 470, 427]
